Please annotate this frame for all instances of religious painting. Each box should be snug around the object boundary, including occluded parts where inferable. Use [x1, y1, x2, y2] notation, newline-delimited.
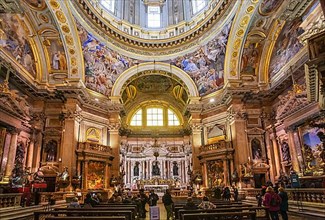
[241, 42, 259, 75]
[44, 140, 57, 162]
[259, 0, 283, 16]
[299, 119, 325, 175]
[280, 141, 291, 163]
[170, 20, 233, 96]
[44, 38, 67, 71]
[76, 20, 136, 96]
[207, 160, 224, 188]
[207, 124, 225, 144]
[268, 18, 304, 78]
[23, 0, 46, 10]
[87, 160, 105, 189]
[86, 127, 101, 143]
[0, 14, 36, 76]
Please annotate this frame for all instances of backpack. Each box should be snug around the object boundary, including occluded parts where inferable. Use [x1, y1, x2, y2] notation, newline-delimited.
[270, 194, 280, 206]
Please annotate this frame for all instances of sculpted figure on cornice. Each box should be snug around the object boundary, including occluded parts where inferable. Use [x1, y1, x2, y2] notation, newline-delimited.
[0, 14, 36, 76]
[76, 18, 233, 97]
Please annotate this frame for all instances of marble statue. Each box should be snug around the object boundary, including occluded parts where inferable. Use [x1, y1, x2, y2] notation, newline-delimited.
[152, 161, 160, 176]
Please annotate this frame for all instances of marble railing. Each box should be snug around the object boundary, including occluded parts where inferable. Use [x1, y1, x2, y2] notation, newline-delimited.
[78, 142, 112, 154]
[245, 188, 325, 203]
[0, 193, 22, 208]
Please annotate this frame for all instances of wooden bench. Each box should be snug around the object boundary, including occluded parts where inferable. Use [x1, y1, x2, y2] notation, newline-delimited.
[175, 204, 252, 220]
[55, 206, 137, 219]
[34, 210, 133, 220]
[45, 217, 125, 220]
[179, 207, 269, 220]
[182, 211, 257, 220]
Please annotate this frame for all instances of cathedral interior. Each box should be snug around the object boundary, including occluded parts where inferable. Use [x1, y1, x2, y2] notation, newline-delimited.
[0, 0, 325, 219]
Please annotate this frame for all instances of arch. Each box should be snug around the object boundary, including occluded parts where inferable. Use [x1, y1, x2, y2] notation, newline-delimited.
[111, 62, 199, 98]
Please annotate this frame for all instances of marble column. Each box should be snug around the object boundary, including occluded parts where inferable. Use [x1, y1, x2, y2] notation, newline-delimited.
[32, 131, 42, 171]
[105, 162, 109, 189]
[191, 125, 202, 172]
[108, 125, 120, 178]
[203, 161, 208, 187]
[4, 130, 19, 180]
[26, 133, 35, 169]
[273, 137, 282, 177]
[83, 160, 88, 189]
[287, 130, 299, 172]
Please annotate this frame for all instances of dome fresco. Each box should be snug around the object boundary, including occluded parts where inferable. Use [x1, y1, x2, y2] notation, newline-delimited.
[77, 18, 232, 97]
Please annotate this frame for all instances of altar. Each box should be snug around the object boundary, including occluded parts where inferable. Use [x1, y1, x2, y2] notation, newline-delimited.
[144, 184, 169, 196]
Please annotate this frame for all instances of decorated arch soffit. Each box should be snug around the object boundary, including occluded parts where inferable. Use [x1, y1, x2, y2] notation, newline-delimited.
[45, 0, 84, 80]
[111, 62, 199, 101]
[224, 0, 261, 83]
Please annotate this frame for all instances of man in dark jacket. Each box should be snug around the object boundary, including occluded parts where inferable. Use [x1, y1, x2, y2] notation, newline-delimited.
[148, 189, 159, 206]
[162, 189, 174, 220]
[139, 189, 148, 218]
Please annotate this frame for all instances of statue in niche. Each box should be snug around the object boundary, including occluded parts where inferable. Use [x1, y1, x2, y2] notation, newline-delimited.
[45, 140, 57, 162]
[33, 168, 44, 183]
[152, 161, 160, 176]
[281, 142, 291, 162]
[173, 162, 179, 176]
[134, 161, 139, 176]
[251, 138, 262, 160]
[15, 141, 25, 165]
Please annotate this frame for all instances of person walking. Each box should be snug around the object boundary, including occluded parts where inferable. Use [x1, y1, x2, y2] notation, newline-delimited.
[232, 186, 239, 202]
[263, 186, 282, 220]
[162, 189, 174, 220]
[278, 187, 288, 220]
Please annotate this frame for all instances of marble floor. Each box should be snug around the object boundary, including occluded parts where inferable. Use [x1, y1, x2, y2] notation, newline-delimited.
[139, 202, 324, 220]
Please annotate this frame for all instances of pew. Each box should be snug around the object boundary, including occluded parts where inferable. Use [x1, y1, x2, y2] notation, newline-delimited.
[55, 206, 137, 219]
[175, 204, 252, 220]
[182, 211, 257, 220]
[34, 210, 133, 220]
[179, 207, 269, 220]
[45, 217, 125, 220]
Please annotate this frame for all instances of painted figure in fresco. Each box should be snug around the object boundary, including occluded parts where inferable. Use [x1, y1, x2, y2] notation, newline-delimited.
[45, 140, 57, 162]
[134, 161, 139, 176]
[52, 52, 60, 69]
[58, 51, 67, 70]
[173, 162, 179, 176]
[152, 161, 160, 176]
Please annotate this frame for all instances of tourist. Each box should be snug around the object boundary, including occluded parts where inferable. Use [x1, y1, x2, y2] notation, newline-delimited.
[68, 197, 81, 208]
[232, 186, 239, 202]
[84, 193, 97, 207]
[148, 189, 159, 206]
[256, 193, 263, 207]
[222, 186, 231, 201]
[183, 197, 198, 210]
[162, 189, 174, 220]
[139, 189, 148, 218]
[198, 196, 216, 210]
[263, 186, 281, 220]
[278, 187, 288, 220]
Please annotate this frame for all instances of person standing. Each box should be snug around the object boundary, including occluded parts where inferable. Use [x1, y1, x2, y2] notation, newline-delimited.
[148, 189, 159, 206]
[139, 189, 148, 218]
[263, 186, 281, 220]
[162, 189, 174, 220]
[278, 187, 288, 220]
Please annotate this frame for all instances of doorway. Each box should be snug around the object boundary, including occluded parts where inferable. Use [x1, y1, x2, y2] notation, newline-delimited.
[254, 174, 265, 188]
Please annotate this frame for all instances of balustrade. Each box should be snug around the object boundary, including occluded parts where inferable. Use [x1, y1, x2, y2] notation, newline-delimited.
[78, 142, 112, 154]
[0, 193, 22, 208]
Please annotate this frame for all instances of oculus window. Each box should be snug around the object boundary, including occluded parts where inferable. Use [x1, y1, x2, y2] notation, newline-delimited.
[192, 0, 207, 14]
[101, 0, 115, 13]
[148, 6, 161, 28]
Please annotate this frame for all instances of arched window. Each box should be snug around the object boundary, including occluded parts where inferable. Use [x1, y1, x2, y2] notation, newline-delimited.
[130, 109, 142, 126]
[192, 0, 207, 14]
[101, 0, 115, 13]
[129, 106, 181, 127]
[148, 6, 161, 28]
